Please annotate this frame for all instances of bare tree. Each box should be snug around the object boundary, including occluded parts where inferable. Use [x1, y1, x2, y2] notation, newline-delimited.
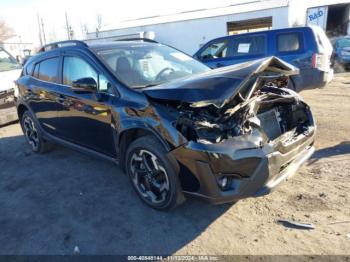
[0, 20, 14, 42]
[95, 14, 103, 38]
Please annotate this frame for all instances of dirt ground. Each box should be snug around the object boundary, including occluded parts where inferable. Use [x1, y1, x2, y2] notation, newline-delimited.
[0, 74, 349, 255]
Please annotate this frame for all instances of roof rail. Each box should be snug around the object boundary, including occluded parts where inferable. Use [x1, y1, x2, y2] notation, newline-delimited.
[38, 40, 88, 53]
[115, 38, 158, 43]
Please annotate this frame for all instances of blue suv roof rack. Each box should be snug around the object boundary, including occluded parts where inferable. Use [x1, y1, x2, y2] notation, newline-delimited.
[38, 40, 88, 53]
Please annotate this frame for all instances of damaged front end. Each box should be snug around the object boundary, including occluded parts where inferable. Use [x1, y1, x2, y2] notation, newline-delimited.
[144, 57, 316, 204]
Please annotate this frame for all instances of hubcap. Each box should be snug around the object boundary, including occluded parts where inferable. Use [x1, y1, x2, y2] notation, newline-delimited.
[130, 149, 170, 204]
[23, 116, 39, 151]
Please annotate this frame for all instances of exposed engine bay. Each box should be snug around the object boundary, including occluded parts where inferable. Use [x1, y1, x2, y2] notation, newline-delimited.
[174, 76, 311, 144]
[141, 57, 316, 203]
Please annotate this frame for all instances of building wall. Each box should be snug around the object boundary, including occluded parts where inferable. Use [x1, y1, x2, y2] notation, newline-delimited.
[288, 0, 350, 28]
[91, 7, 289, 55]
[87, 0, 350, 54]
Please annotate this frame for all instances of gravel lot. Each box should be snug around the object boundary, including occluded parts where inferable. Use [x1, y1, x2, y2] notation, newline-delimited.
[0, 74, 349, 255]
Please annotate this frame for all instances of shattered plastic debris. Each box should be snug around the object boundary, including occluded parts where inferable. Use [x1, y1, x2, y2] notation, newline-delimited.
[277, 219, 315, 230]
[328, 220, 350, 225]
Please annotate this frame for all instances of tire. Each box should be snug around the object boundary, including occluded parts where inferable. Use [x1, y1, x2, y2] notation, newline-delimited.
[125, 135, 185, 210]
[20, 110, 53, 153]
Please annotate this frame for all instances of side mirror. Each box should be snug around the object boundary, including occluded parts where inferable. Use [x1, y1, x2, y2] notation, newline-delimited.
[72, 77, 97, 93]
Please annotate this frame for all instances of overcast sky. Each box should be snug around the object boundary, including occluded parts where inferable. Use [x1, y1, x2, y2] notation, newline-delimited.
[0, 0, 246, 45]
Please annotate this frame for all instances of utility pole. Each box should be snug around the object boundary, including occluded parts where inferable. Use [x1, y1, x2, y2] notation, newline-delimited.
[37, 14, 43, 46]
[41, 17, 46, 45]
[65, 12, 71, 40]
[18, 35, 23, 57]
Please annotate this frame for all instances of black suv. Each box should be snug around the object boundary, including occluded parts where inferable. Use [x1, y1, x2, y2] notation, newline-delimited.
[16, 40, 316, 210]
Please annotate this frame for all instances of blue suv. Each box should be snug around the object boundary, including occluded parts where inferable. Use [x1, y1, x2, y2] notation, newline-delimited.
[194, 26, 333, 91]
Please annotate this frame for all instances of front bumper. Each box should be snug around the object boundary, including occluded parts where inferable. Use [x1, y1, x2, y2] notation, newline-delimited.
[171, 129, 315, 204]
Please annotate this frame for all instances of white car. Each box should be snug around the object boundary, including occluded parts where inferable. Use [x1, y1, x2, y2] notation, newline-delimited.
[0, 48, 22, 125]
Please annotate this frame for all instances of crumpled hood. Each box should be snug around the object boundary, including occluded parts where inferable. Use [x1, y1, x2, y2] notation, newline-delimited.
[142, 57, 299, 107]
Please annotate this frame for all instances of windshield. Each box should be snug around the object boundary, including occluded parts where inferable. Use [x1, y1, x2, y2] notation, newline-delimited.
[337, 38, 350, 49]
[96, 44, 210, 88]
[0, 49, 21, 72]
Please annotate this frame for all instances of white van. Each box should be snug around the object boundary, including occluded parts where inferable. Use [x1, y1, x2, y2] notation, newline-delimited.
[0, 47, 22, 125]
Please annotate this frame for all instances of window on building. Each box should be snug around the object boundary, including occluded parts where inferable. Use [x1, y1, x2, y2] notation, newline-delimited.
[227, 17, 272, 35]
[38, 57, 59, 83]
[277, 33, 300, 52]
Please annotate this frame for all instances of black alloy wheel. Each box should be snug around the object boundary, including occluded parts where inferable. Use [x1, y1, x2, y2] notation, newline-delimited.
[126, 136, 184, 210]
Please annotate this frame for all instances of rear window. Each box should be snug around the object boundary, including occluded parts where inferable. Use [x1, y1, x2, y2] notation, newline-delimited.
[37, 57, 59, 83]
[231, 35, 266, 56]
[33, 63, 40, 78]
[25, 62, 34, 75]
[277, 33, 300, 52]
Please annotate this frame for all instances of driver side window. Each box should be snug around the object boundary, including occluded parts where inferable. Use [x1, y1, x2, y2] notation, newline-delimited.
[63, 56, 98, 86]
[63, 56, 113, 94]
[199, 40, 228, 60]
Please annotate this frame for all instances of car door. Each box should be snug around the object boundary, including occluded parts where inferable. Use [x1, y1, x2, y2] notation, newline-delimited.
[55, 52, 116, 156]
[26, 56, 62, 136]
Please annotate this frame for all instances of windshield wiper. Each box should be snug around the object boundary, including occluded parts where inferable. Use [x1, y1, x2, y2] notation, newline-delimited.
[131, 83, 159, 89]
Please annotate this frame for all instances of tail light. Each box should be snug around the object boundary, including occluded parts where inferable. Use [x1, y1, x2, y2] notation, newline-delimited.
[312, 53, 322, 69]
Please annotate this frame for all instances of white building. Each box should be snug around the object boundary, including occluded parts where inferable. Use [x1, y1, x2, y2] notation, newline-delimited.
[86, 0, 350, 54]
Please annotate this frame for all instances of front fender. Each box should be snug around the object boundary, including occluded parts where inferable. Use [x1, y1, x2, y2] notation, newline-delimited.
[117, 119, 171, 152]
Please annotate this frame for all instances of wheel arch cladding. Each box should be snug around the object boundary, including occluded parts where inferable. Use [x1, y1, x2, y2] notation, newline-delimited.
[118, 127, 173, 171]
[118, 127, 199, 193]
[17, 104, 28, 121]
